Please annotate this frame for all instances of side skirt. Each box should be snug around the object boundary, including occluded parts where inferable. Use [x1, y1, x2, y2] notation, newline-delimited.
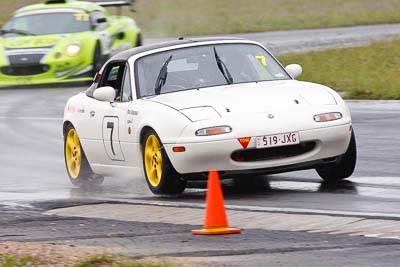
[91, 164, 142, 178]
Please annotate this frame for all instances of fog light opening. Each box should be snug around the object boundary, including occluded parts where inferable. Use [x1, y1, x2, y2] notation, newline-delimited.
[231, 152, 245, 162]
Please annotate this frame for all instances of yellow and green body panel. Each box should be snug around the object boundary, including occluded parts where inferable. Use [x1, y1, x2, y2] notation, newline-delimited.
[0, 0, 141, 87]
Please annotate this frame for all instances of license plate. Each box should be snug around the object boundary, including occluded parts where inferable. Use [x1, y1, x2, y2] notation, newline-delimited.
[256, 132, 300, 149]
[19, 77, 32, 85]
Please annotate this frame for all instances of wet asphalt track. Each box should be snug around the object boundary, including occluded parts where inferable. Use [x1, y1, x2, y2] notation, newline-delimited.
[0, 85, 400, 218]
[1, 23, 400, 216]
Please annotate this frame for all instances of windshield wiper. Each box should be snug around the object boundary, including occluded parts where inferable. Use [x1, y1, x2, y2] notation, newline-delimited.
[213, 46, 233, 84]
[0, 29, 36, 36]
[154, 55, 173, 95]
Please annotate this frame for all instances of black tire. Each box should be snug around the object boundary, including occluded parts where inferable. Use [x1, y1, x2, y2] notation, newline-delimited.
[142, 129, 186, 195]
[316, 131, 357, 183]
[64, 124, 104, 187]
[135, 33, 143, 47]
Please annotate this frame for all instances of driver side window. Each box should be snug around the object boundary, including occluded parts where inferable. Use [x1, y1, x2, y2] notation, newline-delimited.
[97, 62, 132, 102]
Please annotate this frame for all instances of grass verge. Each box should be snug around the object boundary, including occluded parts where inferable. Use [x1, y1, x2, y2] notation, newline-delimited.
[1, 254, 169, 267]
[278, 39, 400, 99]
[75, 255, 170, 267]
[1, 254, 38, 267]
[1, 0, 400, 36]
[133, 0, 400, 36]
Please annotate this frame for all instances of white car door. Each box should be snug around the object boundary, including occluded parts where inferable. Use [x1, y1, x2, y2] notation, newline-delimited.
[77, 61, 139, 170]
[100, 62, 138, 166]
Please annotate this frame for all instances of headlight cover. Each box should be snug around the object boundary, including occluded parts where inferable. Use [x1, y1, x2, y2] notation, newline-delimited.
[195, 126, 232, 136]
[314, 112, 342, 122]
[66, 42, 81, 57]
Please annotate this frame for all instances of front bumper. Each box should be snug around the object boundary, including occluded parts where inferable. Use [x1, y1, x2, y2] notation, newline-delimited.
[164, 123, 352, 175]
[0, 60, 93, 87]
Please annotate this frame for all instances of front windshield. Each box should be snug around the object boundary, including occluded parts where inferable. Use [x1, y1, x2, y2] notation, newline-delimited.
[2, 12, 92, 36]
[135, 43, 290, 97]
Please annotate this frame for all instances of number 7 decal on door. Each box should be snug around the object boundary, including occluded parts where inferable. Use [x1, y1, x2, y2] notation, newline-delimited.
[102, 116, 125, 161]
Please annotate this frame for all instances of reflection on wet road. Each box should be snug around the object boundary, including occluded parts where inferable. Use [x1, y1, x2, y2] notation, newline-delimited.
[0, 86, 400, 217]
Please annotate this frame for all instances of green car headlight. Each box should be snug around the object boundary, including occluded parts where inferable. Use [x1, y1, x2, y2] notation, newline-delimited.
[66, 42, 81, 57]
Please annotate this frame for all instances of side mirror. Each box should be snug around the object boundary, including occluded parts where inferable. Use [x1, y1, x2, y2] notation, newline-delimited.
[93, 86, 115, 102]
[96, 17, 107, 24]
[285, 64, 302, 79]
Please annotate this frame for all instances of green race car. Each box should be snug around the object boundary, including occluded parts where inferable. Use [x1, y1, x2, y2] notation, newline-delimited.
[0, 0, 141, 86]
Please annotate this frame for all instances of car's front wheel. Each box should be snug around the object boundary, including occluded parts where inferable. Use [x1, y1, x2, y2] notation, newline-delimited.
[316, 130, 357, 183]
[64, 124, 104, 187]
[142, 129, 186, 195]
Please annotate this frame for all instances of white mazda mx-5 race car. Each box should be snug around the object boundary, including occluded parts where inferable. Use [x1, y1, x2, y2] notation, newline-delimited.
[63, 37, 357, 194]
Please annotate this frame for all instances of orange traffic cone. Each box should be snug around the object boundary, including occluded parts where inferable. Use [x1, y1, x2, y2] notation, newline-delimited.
[192, 170, 241, 235]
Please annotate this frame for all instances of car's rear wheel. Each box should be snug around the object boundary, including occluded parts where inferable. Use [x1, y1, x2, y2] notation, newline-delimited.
[142, 129, 186, 195]
[64, 124, 104, 187]
[316, 131, 357, 183]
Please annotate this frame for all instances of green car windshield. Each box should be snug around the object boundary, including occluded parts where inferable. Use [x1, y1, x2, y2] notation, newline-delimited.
[2, 12, 92, 36]
[135, 43, 291, 97]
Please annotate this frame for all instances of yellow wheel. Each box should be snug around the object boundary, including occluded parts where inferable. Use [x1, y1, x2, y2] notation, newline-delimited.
[64, 124, 103, 187]
[144, 134, 163, 187]
[65, 128, 82, 179]
[142, 129, 185, 194]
